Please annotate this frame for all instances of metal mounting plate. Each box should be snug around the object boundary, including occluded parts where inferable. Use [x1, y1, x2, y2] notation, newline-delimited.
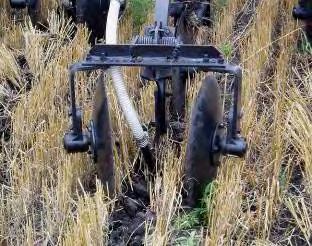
[82, 44, 225, 68]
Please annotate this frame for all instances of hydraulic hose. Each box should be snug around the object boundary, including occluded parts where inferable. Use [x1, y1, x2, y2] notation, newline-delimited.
[106, 0, 149, 148]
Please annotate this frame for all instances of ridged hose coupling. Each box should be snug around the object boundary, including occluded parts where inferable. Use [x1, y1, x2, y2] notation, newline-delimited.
[136, 131, 150, 148]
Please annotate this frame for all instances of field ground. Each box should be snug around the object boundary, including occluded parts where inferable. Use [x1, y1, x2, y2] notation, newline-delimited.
[0, 0, 311, 245]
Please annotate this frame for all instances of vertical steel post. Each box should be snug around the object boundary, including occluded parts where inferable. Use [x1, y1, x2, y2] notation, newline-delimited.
[155, 0, 170, 26]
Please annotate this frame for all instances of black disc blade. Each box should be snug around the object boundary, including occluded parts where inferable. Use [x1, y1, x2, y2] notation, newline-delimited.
[184, 75, 222, 207]
[92, 72, 115, 196]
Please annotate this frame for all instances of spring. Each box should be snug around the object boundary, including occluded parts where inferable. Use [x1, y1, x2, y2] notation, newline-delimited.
[160, 37, 178, 45]
[135, 36, 154, 44]
[135, 36, 178, 45]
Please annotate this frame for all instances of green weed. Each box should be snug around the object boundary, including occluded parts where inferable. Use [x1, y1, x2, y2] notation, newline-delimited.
[219, 42, 233, 59]
[175, 231, 200, 246]
[128, 0, 154, 31]
[298, 33, 312, 55]
[174, 208, 204, 230]
[174, 181, 217, 231]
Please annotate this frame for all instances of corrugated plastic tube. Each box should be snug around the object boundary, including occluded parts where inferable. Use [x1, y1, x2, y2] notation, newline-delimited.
[106, 0, 149, 148]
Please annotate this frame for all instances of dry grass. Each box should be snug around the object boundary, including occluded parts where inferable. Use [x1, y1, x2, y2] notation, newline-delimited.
[0, 0, 311, 245]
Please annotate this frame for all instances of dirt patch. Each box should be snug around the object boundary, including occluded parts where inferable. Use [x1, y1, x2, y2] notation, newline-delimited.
[268, 35, 312, 244]
[269, 162, 308, 245]
[108, 173, 156, 246]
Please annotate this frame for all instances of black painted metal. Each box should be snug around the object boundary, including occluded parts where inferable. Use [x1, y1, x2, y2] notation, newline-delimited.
[86, 44, 224, 67]
[135, 23, 177, 138]
[63, 131, 89, 153]
[64, 43, 245, 158]
[63, 108, 90, 153]
[171, 68, 187, 121]
[91, 75, 115, 195]
[184, 75, 222, 207]
[80, 43, 230, 144]
[154, 79, 167, 141]
[89, 43, 222, 58]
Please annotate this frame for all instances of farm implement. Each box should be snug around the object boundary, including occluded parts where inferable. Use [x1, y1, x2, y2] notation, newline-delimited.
[8, 0, 247, 206]
[60, 0, 247, 206]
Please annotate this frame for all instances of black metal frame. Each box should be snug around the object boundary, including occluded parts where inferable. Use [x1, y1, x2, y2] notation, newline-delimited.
[64, 43, 246, 157]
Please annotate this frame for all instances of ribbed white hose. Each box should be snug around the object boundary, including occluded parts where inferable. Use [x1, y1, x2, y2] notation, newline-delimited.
[106, 0, 149, 148]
